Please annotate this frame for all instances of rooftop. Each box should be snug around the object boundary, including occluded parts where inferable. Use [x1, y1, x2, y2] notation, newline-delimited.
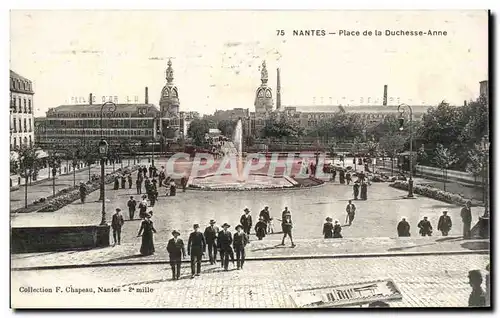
[48, 103, 160, 114]
[285, 105, 436, 113]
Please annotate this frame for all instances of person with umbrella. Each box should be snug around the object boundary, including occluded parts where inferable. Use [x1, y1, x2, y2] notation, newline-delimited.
[166, 230, 186, 280]
[137, 213, 157, 256]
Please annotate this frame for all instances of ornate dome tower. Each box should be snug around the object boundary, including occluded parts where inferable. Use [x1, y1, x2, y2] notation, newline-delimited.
[159, 59, 181, 139]
[254, 61, 274, 114]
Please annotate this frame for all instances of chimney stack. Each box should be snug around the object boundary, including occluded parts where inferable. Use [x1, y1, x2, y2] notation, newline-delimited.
[145, 87, 149, 104]
[383, 85, 388, 106]
[276, 68, 281, 110]
[89, 93, 93, 105]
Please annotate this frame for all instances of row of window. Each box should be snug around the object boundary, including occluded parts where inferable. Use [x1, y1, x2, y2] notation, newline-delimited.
[11, 118, 32, 133]
[10, 78, 32, 92]
[44, 119, 155, 129]
[10, 97, 33, 114]
[11, 135, 32, 148]
[40, 129, 153, 136]
[47, 112, 156, 118]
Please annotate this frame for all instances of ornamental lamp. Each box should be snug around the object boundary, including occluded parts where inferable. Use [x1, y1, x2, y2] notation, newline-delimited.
[98, 139, 108, 157]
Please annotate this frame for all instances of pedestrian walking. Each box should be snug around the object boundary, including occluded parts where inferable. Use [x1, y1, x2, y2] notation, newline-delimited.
[159, 166, 166, 187]
[127, 174, 133, 189]
[121, 175, 126, 189]
[345, 200, 356, 226]
[468, 270, 486, 307]
[323, 217, 334, 238]
[437, 211, 452, 236]
[233, 225, 249, 270]
[353, 181, 360, 200]
[204, 220, 219, 264]
[282, 207, 291, 219]
[360, 181, 368, 200]
[113, 176, 120, 190]
[217, 223, 233, 271]
[280, 211, 296, 247]
[461, 201, 472, 239]
[166, 230, 186, 280]
[136, 177, 142, 194]
[169, 180, 177, 196]
[79, 182, 87, 204]
[138, 195, 148, 219]
[333, 220, 343, 238]
[397, 217, 411, 237]
[137, 213, 157, 256]
[181, 175, 188, 192]
[417, 216, 433, 236]
[346, 171, 352, 185]
[111, 208, 125, 245]
[259, 206, 271, 229]
[188, 224, 206, 278]
[148, 165, 153, 178]
[254, 217, 267, 240]
[127, 196, 137, 220]
[240, 208, 253, 235]
[339, 170, 345, 184]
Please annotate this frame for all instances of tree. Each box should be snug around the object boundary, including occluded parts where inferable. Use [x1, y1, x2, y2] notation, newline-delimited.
[217, 120, 236, 138]
[365, 140, 379, 171]
[10, 153, 18, 175]
[466, 147, 485, 185]
[17, 144, 40, 208]
[433, 143, 458, 192]
[308, 113, 365, 141]
[263, 117, 303, 140]
[379, 134, 406, 176]
[188, 119, 210, 146]
[79, 144, 97, 181]
[367, 114, 400, 141]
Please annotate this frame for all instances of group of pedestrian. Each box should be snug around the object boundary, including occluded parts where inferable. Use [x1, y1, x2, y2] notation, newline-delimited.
[397, 210, 453, 237]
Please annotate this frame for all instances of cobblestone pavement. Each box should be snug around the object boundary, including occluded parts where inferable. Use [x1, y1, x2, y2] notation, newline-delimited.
[11, 237, 489, 269]
[9, 159, 142, 211]
[11, 254, 490, 308]
[11, 156, 484, 240]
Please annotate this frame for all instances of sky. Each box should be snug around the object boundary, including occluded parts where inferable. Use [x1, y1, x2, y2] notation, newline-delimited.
[10, 10, 488, 116]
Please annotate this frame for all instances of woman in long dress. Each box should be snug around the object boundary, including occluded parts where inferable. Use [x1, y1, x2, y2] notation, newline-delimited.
[323, 217, 334, 238]
[137, 213, 157, 256]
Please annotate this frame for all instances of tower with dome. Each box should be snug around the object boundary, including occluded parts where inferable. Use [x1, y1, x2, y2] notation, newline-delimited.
[159, 59, 181, 139]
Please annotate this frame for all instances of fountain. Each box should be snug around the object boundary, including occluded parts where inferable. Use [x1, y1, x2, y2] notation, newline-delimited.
[189, 118, 303, 191]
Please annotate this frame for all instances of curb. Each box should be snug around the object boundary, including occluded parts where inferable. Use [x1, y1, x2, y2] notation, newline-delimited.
[11, 249, 489, 271]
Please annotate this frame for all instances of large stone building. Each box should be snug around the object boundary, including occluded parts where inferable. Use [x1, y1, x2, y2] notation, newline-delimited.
[10, 70, 35, 149]
[36, 59, 185, 151]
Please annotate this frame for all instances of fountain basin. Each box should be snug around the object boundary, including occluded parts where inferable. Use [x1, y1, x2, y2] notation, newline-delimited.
[188, 173, 298, 191]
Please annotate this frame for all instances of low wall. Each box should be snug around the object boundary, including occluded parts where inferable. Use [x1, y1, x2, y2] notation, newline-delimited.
[11, 225, 110, 254]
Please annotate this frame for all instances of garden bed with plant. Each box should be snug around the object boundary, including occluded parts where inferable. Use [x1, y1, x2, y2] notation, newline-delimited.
[389, 180, 477, 206]
[11, 166, 139, 214]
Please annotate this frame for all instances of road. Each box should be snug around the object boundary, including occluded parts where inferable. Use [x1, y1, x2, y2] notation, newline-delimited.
[11, 254, 490, 308]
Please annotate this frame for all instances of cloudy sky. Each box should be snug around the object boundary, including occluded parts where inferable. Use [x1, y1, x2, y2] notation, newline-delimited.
[10, 10, 488, 116]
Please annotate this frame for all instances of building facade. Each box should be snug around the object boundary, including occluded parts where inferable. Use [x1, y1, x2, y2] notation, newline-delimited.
[10, 70, 35, 149]
[36, 102, 161, 151]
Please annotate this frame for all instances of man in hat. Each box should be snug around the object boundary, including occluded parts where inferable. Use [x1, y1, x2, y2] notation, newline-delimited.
[468, 270, 486, 307]
[461, 201, 473, 239]
[233, 224, 249, 270]
[437, 211, 452, 236]
[127, 196, 137, 220]
[111, 208, 125, 245]
[217, 223, 233, 271]
[353, 181, 360, 200]
[282, 207, 291, 219]
[280, 210, 296, 247]
[323, 217, 334, 238]
[204, 220, 219, 264]
[417, 216, 433, 236]
[187, 224, 206, 278]
[254, 217, 267, 240]
[136, 174, 143, 194]
[397, 217, 411, 237]
[345, 200, 356, 226]
[167, 230, 186, 280]
[240, 208, 253, 236]
[259, 206, 271, 230]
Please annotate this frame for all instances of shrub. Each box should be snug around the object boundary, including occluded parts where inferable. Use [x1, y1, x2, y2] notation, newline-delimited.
[389, 181, 469, 205]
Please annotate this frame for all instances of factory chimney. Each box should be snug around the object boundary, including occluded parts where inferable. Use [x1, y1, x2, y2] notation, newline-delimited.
[145, 87, 149, 104]
[276, 68, 281, 110]
[89, 93, 93, 105]
[383, 85, 388, 106]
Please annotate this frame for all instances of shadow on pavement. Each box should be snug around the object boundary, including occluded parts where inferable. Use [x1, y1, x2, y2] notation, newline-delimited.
[250, 244, 286, 252]
[435, 237, 463, 243]
[461, 241, 490, 251]
[386, 242, 436, 252]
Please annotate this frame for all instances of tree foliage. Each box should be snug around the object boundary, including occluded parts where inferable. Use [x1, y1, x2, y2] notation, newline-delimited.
[17, 144, 40, 179]
[308, 113, 366, 141]
[379, 134, 406, 158]
[263, 117, 304, 139]
[433, 144, 458, 170]
[188, 119, 210, 146]
[217, 120, 236, 138]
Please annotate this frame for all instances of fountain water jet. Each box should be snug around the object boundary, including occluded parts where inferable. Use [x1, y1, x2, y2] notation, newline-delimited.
[233, 119, 244, 182]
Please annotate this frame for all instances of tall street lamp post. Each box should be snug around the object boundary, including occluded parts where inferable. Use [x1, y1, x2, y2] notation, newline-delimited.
[398, 103, 414, 198]
[98, 139, 109, 226]
[98, 102, 116, 201]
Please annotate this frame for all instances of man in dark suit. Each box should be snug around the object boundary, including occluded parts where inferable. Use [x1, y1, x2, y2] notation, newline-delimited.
[111, 208, 125, 246]
[437, 211, 452, 236]
[233, 225, 249, 270]
[204, 220, 219, 264]
[240, 208, 252, 235]
[166, 230, 186, 280]
[187, 224, 206, 278]
[461, 201, 472, 239]
[217, 223, 233, 271]
[127, 196, 137, 220]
